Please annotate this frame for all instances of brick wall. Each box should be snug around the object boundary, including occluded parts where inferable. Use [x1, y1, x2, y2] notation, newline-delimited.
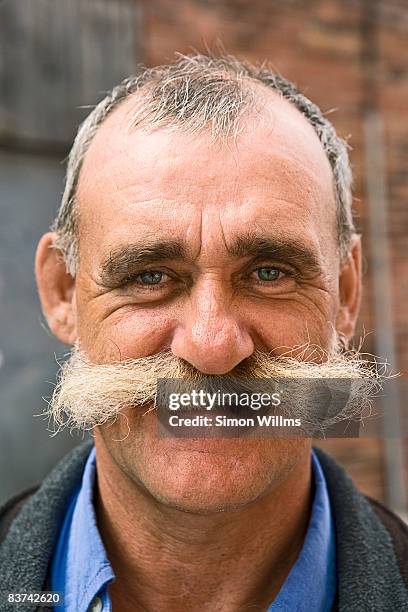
[139, 0, 408, 502]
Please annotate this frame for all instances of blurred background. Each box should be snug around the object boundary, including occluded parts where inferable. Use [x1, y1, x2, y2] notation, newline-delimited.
[0, 0, 407, 513]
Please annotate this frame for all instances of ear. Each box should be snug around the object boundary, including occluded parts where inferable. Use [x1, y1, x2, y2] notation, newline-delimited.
[336, 235, 362, 343]
[35, 232, 77, 345]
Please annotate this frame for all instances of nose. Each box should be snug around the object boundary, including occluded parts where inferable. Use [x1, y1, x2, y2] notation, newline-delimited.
[171, 279, 254, 374]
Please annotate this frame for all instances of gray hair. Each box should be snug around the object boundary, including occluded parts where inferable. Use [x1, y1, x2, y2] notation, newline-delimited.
[52, 53, 355, 275]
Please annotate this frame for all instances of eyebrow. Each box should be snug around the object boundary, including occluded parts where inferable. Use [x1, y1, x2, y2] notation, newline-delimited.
[99, 241, 186, 285]
[228, 233, 322, 274]
[98, 233, 321, 286]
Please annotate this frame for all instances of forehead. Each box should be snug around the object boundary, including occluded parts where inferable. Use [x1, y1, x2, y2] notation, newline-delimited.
[76, 88, 337, 261]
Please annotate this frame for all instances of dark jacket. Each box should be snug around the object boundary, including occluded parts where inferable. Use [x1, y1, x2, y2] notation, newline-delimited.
[0, 442, 408, 611]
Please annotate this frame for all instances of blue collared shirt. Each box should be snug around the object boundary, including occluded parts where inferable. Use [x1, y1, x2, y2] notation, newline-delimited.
[51, 448, 336, 612]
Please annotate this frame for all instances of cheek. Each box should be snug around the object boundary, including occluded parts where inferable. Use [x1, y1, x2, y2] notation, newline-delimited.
[242, 298, 338, 353]
[77, 306, 178, 361]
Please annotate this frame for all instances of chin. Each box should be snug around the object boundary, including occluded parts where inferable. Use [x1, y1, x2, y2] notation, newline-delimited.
[127, 436, 309, 514]
[96, 411, 311, 514]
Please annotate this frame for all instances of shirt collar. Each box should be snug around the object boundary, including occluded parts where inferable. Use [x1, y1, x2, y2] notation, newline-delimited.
[52, 448, 335, 612]
[269, 450, 337, 611]
[51, 447, 114, 612]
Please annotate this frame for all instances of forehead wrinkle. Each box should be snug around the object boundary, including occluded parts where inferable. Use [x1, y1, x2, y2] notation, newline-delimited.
[198, 207, 231, 264]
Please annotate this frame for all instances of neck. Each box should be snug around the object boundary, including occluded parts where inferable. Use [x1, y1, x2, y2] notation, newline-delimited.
[94, 440, 312, 612]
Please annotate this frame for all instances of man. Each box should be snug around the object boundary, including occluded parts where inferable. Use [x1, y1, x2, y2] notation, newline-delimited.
[0, 54, 407, 612]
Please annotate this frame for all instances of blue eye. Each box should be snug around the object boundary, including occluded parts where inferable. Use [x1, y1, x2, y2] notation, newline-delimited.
[255, 267, 281, 282]
[138, 271, 164, 285]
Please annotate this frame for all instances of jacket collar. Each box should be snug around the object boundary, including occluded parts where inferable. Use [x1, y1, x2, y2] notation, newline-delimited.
[315, 448, 408, 611]
[0, 440, 93, 611]
[0, 442, 407, 612]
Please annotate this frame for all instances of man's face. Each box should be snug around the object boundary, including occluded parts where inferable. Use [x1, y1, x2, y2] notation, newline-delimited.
[37, 90, 361, 512]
